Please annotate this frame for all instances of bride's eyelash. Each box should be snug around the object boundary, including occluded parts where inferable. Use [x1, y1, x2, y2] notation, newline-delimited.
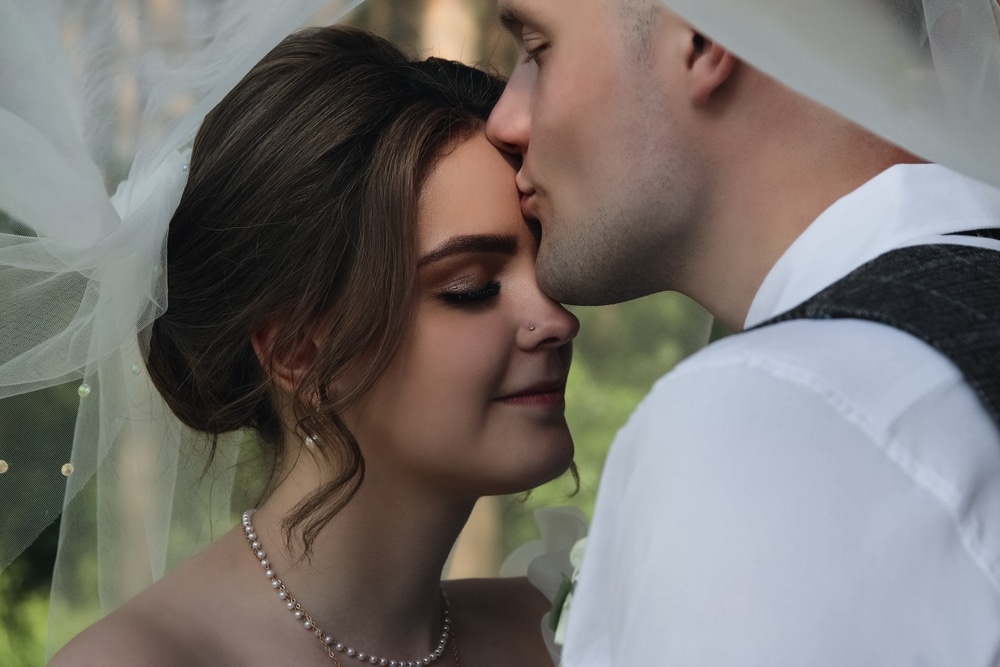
[440, 281, 501, 306]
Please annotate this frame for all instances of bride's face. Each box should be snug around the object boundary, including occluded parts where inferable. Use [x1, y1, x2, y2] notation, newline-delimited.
[347, 131, 579, 497]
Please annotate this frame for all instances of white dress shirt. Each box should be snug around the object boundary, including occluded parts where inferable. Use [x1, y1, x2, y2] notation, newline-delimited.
[563, 164, 1000, 666]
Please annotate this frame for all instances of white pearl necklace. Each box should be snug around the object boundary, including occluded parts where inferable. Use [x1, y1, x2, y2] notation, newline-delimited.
[241, 510, 455, 667]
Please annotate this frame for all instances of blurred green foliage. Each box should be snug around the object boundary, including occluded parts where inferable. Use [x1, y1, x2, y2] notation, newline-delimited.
[0, 567, 48, 667]
[0, 386, 78, 664]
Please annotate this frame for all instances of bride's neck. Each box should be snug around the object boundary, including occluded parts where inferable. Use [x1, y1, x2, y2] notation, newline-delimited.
[246, 452, 474, 659]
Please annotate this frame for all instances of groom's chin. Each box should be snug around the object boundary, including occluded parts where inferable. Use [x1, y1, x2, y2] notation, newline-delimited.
[535, 252, 617, 307]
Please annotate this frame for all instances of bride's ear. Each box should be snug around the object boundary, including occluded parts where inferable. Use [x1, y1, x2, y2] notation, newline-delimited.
[251, 320, 321, 394]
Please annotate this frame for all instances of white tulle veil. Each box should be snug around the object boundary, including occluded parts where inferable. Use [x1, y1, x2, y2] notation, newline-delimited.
[0, 0, 365, 653]
[657, 0, 1000, 189]
[3, 0, 998, 658]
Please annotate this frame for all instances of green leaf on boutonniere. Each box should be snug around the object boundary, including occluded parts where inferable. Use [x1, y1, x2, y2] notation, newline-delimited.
[549, 574, 574, 632]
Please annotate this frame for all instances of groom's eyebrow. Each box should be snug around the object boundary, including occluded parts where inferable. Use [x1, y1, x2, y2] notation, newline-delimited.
[499, 8, 524, 37]
[499, 0, 535, 38]
[418, 234, 518, 267]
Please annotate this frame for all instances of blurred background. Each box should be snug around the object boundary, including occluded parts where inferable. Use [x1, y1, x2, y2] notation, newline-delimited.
[0, 0, 714, 663]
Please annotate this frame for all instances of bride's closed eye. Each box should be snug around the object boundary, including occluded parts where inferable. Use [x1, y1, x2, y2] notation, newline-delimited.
[439, 280, 501, 307]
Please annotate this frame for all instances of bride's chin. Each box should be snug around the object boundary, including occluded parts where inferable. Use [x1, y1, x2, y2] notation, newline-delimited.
[502, 438, 576, 496]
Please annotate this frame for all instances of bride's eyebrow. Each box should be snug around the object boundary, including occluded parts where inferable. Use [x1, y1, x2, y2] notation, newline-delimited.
[418, 234, 518, 268]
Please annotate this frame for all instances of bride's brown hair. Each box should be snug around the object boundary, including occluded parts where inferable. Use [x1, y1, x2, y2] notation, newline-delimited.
[146, 26, 504, 557]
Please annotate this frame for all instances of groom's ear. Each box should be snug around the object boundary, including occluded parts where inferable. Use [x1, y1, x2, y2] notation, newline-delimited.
[685, 32, 737, 106]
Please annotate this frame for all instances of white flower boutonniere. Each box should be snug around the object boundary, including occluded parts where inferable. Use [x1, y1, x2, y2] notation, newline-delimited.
[550, 536, 586, 646]
[498, 507, 589, 664]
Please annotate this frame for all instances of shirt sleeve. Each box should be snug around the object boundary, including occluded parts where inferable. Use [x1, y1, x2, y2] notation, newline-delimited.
[562, 350, 1000, 666]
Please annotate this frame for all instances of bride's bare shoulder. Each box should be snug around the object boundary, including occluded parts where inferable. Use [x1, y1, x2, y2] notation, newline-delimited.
[47, 598, 200, 667]
[48, 533, 246, 667]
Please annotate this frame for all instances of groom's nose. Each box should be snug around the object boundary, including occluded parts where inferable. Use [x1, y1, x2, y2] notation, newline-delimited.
[486, 67, 531, 157]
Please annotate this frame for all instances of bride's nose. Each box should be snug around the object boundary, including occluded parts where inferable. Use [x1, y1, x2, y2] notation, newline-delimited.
[518, 299, 580, 350]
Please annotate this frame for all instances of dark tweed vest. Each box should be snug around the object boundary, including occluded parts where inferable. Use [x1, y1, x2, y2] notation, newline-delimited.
[753, 229, 1000, 430]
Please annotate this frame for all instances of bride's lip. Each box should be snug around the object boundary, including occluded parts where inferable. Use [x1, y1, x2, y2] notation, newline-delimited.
[497, 381, 565, 406]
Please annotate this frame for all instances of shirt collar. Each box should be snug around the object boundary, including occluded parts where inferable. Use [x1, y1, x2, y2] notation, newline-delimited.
[744, 164, 1000, 329]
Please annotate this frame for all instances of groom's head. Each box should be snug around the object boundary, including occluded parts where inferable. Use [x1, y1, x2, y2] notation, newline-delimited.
[488, 0, 704, 307]
[487, 0, 916, 324]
